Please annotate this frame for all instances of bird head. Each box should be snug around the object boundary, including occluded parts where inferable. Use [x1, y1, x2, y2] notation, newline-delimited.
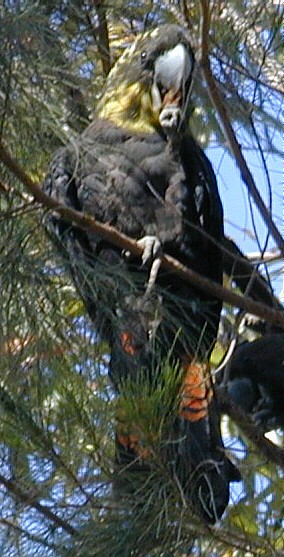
[96, 25, 195, 136]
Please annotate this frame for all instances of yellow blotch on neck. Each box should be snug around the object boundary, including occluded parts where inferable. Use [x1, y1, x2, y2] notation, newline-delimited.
[96, 81, 160, 134]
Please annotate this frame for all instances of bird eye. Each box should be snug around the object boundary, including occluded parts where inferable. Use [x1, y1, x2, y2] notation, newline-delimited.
[141, 51, 147, 61]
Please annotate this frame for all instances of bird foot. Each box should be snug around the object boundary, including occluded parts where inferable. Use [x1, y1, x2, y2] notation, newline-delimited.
[145, 256, 163, 294]
[137, 235, 163, 294]
[137, 235, 162, 266]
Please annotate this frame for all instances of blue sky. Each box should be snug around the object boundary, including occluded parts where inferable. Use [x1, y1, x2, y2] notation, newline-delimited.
[207, 143, 283, 298]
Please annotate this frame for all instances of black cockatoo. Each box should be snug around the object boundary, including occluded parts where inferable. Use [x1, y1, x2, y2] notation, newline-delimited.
[43, 24, 240, 523]
[227, 334, 284, 431]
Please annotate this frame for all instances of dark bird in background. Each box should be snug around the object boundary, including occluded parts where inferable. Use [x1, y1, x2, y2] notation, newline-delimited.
[43, 25, 240, 523]
[227, 334, 284, 431]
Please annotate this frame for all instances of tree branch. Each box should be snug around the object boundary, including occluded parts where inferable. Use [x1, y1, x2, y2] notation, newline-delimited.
[217, 387, 284, 469]
[0, 472, 76, 536]
[222, 236, 283, 312]
[0, 385, 90, 501]
[86, 1, 111, 76]
[199, 0, 284, 256]
[0, 518, 57, 550]
[0, 141, 283, 329]
[184, 519, 275, 555]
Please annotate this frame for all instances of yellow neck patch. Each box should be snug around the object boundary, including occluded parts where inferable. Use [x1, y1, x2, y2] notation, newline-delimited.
[96, 81, 160, 134]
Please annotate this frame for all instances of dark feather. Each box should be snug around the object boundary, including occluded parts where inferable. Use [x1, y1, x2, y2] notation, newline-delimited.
[227, 334, 284, 430]
[43, 24, 240, 523]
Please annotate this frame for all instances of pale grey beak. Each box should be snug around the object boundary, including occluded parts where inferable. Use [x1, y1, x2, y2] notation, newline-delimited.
[151, 43, 194, 133]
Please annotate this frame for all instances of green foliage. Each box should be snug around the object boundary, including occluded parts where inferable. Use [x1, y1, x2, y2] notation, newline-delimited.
[0, 1, 283, 556]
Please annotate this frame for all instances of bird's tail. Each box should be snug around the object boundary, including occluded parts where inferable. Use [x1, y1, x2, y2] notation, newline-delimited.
[163, 359, 240, 522]
[114, 341, 240, 522]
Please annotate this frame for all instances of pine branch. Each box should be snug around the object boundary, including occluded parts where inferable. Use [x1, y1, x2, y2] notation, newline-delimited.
[0, 472, 76, 536]
[0, 141, 283, 329]
[245, 249, 282, 263]
[183, 519, 274, 555]
[1, 141, 283, 328]
[85, 1, 111, 76]
[217, 387, 284, 469]
[199, 0, 284, 257]
[0, 386, 90, 499]
[0, 518, 57, 551]
[222, 236, 283, 311]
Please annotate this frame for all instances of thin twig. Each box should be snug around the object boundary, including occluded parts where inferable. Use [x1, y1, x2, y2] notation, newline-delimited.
[0, 518, 58, 550]
[0, 386, 91, 500]
[198, 0, 284, 256]
[0, 472, 76, 535]
[217, 387, 284, 469]
[85, 2, 111, 76]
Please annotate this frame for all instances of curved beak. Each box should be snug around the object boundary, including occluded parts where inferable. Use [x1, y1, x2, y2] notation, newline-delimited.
[152, 43, 194, 134]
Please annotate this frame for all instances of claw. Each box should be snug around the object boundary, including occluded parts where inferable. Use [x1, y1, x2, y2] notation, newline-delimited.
[145, 256, 162, 294]
[137, 235, 161, 266]
[137, 236, 163, 294]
